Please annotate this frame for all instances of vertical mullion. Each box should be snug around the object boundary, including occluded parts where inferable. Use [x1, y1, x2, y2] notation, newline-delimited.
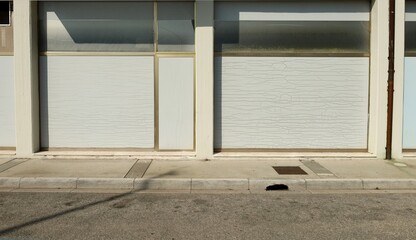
[154, 1, 159, 150]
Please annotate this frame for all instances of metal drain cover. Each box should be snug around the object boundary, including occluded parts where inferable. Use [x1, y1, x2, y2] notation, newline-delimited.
[273, 166, 308, 175]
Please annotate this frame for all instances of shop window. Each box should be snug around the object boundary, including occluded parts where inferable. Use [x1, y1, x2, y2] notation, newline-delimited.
[0, 1, 11, 25]
[157, 2, 195, 52]
[214, 1, 370, 55]
[39, 2, 154, 52]
[406, 0, 416, 55]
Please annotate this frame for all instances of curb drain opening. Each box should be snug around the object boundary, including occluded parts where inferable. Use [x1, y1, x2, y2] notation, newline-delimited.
[266, 184, 289, 191]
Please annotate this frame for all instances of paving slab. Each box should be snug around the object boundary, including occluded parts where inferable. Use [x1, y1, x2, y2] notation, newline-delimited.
[315, 159, 416, 178]
[144, 160, 319, 179]
[0, 158, 13, 166]
[0, 159, 136, 178]
[0, 159, 28, 174]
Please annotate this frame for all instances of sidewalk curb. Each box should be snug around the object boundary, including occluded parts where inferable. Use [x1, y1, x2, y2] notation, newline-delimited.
[1, 177, 416, 191]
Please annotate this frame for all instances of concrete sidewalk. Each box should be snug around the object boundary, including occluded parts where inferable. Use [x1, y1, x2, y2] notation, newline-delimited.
[1, 157, 416, 192]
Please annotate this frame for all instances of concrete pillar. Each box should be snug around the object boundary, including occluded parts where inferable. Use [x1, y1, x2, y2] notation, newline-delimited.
[392, 0, 405, 159]
[195, 0, 214, 159]
[368, 0, 389, 159]
[14, 0, 39, 157]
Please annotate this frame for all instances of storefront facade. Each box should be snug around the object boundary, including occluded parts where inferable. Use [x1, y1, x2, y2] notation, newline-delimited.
[0, 0, 411, 160]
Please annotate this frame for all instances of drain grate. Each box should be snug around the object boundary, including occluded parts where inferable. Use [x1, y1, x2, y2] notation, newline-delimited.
[273, 166, 308, 175]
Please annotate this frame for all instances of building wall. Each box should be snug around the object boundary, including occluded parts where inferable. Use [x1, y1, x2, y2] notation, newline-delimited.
[4, 0, 396, 159]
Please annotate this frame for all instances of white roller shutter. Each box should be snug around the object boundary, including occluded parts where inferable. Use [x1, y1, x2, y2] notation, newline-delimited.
[214, 1, 370, 150]
[0, 56, 15, 147]
[40, 56, 154, 148]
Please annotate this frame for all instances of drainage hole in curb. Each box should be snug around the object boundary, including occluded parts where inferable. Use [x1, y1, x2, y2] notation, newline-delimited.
[266, 184, 289, 191]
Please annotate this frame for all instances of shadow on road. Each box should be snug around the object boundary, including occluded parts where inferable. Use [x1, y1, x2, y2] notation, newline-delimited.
[0, 170, 179, 236]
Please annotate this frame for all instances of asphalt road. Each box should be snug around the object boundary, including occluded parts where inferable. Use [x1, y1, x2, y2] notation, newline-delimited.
[1, 191, 416, 240]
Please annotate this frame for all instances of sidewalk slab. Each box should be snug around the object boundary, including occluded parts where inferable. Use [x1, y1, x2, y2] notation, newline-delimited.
[143, 160, 319, 179]
[0, 158, 415, 192]
[0, 159, 28, 174]
[316, 159, 416, 178]
[0, 159, 136, 178]
[0, 158, 14, 166]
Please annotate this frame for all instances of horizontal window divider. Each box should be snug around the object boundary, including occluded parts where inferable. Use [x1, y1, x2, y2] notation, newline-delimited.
[214, 52, 370, 57]
[39, 52, 155, 57]
[39, 52, 196, 57]
[0, 52, 13, 56]
[214, 148, 369, 153]
[40, 147, 195, 153]
[156, 52, 195, 57]
[0, 147, 16, 151]
[405, 52, 416, 57]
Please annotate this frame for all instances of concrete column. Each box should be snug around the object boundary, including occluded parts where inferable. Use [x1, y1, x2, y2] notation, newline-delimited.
[14, 0, 39, 157]
[368, 0, 389, 159]
[195, 0, 214, 159]
[392, 0, 405, 159]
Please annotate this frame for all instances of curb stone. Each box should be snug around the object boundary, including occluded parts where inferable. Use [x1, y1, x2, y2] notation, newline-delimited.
[1, 177, 416, 191]
[305, 179, 364, 190]
[0, 177, 20, 189]
[20, 177, 77, 189]
[363, 179, 416, 190]
[76, 178, 134, 189]
[249, 179, 306, 191]
[134, 178, 191, 190]
[192, 178, 249, 190]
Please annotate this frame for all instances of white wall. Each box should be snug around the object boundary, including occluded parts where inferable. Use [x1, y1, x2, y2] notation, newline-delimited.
[0, 56, 15, 147]
[39, 56, 154, 148]
[158, 57, 194, 150]
[215, 57, 369, 149]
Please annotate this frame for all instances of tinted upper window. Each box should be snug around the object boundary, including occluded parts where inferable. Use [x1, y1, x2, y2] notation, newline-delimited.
[215, 1, 370, 55]
[0, 1, 10, 25]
